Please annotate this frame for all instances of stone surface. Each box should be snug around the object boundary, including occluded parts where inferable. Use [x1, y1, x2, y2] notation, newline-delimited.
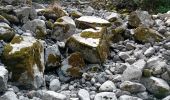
[99, 80, 116, 92]
[94, 92, 117, 100]
[0, 66, 8, 92]
[2, 35, 45, 89]
[0, 91, 18, 100]
[42, 90, 67, 100]
[49, 79, 61, 92]
[76, 16, 111, 29]
[141, 77, 170, 98]
[119, 95, 142, 100]
[52, 16, 76, 41]
[78, 89, 90, 100]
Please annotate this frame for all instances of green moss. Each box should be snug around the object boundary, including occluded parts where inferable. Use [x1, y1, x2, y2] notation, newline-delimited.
[156, 86, 169, 98]
[53, 22, 70, 33]
[1, 13, 19, 23]
[47, 54, 60, 65]
[80, 31, 101, 39]
[45, 20, 54, 29]
[35, 26, 46, 39]
[143, 69, 152, 77]
[0, 27, 15, 42]
[11, 35, 23, 44]
[2, 39, 44, 81]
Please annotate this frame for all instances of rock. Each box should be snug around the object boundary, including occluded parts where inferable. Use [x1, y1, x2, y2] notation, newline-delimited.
[76, 16, 111, 29]
[134, 26, 164, 43]
[45, 44, 61, 70]
[144, 47, 155, 57]
[66, 27, 109, 63]
[0, 91, 18, 100]
[163, 95, 170, 100]
[141, 77, 170, 98]
[99, 80, 116, 92]
[49, 79, 61, 92]
[120, 81, 146, 93]
[22, 19, 47, 39]
[14, 6, 37, 24]
[94, 92, 117, 100]
[78, 89, 90, 100]
[52, 16, 76, 41]
[106, 12, 120, 22]
[70, 10, 83, 18]
[2, 35, 45, 89]
[118, 52, 130, 61]
[1, 0, 31, 5]
[59, 52, 85, 80]
[0, 15, 10, 24]
[119, 95, 142, 100]
[165, 19, 170, 26]
[0, 22, 15, 42]
[128, 11, 154, 28]
[37, 4, 68, 20]
[0, 66, 8, 92]
[42, 90, 67, 100]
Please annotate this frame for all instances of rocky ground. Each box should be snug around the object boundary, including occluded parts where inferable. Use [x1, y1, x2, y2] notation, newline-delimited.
[1, 0, 170, 100]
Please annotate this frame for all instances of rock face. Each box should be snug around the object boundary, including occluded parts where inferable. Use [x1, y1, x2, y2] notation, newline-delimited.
[134, 26, 164, 43]
[0, 66, 8, 92]
[0, 91, 18, 100]
[76, 16, 111, 29]
[141, 77, 170, 98]
[42, 90, 67, 100]
[2, 35, 45, 89]
[66, 27, 109, 63]
[59, 52, 85, 80]
[128, 11, 154, 28]
[22, 19, 47, 39]
[0, 22, 15, 42]
[94, 92, 117, 100]
[52, 16, 76, 41]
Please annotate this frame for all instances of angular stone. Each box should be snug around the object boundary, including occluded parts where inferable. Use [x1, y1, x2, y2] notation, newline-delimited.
[134, 26, 164, 43]
[120, 81, 146, 93]
[0, 91, 18, 100]
[0, 66, 8, 92]
[128, 11, 154, 28]
[45, 44, 61, 70]
[0, 22, 15, 42]
[2, 35, 45, 89]
[99, 80, 116, 92]
[119, 95, 142, 100]
[141, 77, 170, 98]
[49, 79, 61, 92]
[94, 92, 117, 100]
[52, 16, 76, 41]
[42, 90, 66, 100]
[66, 27, 109, 63]
[59, 52, 85, 79]
[22, 19, 47, 39]
[76, 16, 111, 29]
[78, 89, 90, 100]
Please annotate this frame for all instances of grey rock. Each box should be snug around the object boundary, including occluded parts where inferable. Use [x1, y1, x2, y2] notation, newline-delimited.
[78, 89, 90, 100]
[0, 91, 18, 100]
[118, 52, 130, 61]
[99, 80, 116, 92]
[49, 79, 61, 92]
[119, 95, 142, 100]
[0, 66, 8, 92]
[137, 92, 149, 100]
[120, 81, 146, 93]
[94, 92, 117, 100]
[141, 76, 170, 98]
[42, 90, 67, 100]
[163, 95, 170, 100]
[144, 47, 155, 57]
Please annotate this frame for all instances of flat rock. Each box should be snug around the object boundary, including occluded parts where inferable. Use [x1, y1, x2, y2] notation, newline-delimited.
[42, 90, 67, 100]
[94, 92, 117, 100]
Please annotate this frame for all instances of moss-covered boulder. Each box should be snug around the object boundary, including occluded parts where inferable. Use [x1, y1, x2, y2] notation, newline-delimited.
[0, 15, 10, 24]
[45, 44, 61, 70]
[76, 16, 111, 29]
[22, 19, 47, 39]
[66, 27, 109, 63]
[59, 52, 85, 81]
[1, 13, 19, 24]
[1, 35, 45, 89]
[134, 26, 164, 43]
[141, 77, 170, 98]
[37, 4, 68, 20]
[52, 16, 76, 41]
[128, 11, 154, 28]
[0, 22, 15, 42]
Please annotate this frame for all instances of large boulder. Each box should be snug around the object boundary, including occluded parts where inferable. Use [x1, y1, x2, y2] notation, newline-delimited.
[22, 19, 47, 39]
[0, 66, 8, 92]
[2, 35, 45, 89]
[0, 22, 15, 42]
[134, 26, 164, 43]
[76, 16, 111, 29]
[128, 11, 154, 28]
[66, 27, 109, 63]
[141, 77, 170, 98]
[58, 52, 85, 81]
[52, 16, 76, 41]
[37, 4, 68, 20]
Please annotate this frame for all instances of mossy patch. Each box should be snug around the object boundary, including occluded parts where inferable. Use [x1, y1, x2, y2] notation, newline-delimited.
[143, 69, 152, 77]
[35, 26, 46, 39]
[47, 54, 60, 66]
[2, 39, 44, 82]
[80, 31, 101, 39]
[11, 35, 23, 44]
[0, 27, 15, 42]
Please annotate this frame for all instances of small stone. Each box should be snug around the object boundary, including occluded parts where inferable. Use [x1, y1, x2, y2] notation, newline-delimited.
[118, 52, 130, 61]
[165, 19, 170, 26]
[0, 91, 18, 100]
[144, 47, 155, 57]
[163, 95, 170, 100]
[94, 92, 117, 100]
[99, 80, 116, 92]
[42, 90, 66, 100]
[78, 89, 90, 100]
[0, 66, 8, 92]
[49, 79, 61, 92]
[119, 95, 142, 100]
